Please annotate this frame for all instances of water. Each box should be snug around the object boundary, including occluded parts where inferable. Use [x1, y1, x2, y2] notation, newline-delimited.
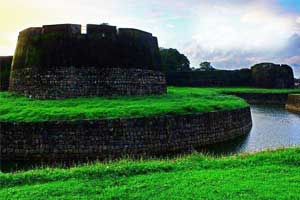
[203, 105, 300, 154]
[1, 105, 300, 172]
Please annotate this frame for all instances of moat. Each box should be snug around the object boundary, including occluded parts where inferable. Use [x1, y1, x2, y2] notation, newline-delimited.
[204, 105, 300, 154]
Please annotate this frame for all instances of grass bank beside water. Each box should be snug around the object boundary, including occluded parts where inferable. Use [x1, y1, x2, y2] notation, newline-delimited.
[1, 87, 299, 122]
[1, 148, 300, 199]
[209, 87, 300, 94]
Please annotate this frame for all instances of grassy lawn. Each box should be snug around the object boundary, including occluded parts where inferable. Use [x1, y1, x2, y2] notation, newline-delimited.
[1, 148, 300, 199]
[1, 87, 300, 122]
[1, 88, 300, 199]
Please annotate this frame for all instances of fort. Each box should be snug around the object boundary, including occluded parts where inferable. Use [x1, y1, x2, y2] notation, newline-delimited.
[9, 23, 166, 99]
[0, 23, 254, 162]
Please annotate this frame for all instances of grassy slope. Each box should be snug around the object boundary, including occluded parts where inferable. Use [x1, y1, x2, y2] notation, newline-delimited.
[0, 87, 249, 122]
[1, 148, 300, 200]
[1, 87, 299, 122]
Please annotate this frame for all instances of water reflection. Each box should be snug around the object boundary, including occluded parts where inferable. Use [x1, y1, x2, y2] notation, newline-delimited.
[201, 105, 300, 155]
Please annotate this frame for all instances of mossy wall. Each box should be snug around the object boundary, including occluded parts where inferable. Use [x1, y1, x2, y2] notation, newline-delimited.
[0, 56, 13, 91]
[10, 24, 165, 99]
[12, 24, 162, 71]
[251, 63, 294, 88]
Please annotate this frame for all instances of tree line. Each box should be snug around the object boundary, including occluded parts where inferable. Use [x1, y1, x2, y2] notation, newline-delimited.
[160, 48, 215, 72]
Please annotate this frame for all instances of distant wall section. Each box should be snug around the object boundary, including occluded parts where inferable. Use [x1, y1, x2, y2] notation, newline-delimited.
[167, 63, 295, 89]
[167, 69, 253, 87]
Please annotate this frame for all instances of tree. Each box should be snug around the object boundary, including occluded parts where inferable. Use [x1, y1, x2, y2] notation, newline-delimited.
[160, 48, 191, 72]
[198, 62, 216, 71]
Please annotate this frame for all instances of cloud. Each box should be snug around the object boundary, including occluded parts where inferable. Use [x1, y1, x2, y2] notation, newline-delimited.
[190, 1, 297, 49]
[166, 24, 175, 28]
[181, 0, 300, 77]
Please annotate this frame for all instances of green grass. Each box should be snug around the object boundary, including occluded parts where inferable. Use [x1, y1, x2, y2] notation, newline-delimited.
[209, 87, 300, 94]
[1, 148, 300, 199]
[1, 87, 299, 122]
[1, 87, 300, 199]
[0, 87, 250, 122]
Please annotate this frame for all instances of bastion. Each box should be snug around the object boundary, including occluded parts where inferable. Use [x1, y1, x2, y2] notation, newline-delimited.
[251, 63, 294, 89]
[0, 56, 13, 91]
[286, 94, 300, 112]
[9, 24, 166, 99]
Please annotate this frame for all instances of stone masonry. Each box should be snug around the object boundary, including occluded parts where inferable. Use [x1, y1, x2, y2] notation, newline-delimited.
[1, 108, 252, 161]
[10, 67, 166, 99]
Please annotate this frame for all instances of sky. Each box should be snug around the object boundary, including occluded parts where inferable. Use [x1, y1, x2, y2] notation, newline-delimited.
[0, 0, 299, 77]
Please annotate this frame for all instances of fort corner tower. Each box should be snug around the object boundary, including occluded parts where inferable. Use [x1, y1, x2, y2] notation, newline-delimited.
[9, 23, 166, 99]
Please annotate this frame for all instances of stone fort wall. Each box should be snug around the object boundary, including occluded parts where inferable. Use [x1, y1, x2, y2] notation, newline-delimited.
[10, 67, 166, 99]
[167, 69, 253, 87]
[9, 24, 166, 99]
[167, 63, 295, 89]
[1, 107, 252, 161]
[0, 56, 13, 91]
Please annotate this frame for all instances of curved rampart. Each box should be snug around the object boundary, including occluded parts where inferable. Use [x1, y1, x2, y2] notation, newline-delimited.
[9, 67, 166, 99]
[0, 107, 252, 161]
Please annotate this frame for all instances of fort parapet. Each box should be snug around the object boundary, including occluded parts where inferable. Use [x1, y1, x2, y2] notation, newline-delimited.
[9, 24, 166, 99]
